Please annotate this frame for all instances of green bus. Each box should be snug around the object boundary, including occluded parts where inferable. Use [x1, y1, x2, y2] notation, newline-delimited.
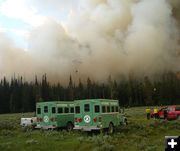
[73, 99, 127, 133]
[36, 101, 74, 131]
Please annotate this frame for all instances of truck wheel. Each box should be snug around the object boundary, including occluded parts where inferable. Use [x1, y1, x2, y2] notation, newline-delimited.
[108, 123, 114, 134]
[67, 122, 73, 132]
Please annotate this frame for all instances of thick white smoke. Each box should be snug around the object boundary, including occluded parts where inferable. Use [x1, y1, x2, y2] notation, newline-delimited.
[0, 0, 180, 83]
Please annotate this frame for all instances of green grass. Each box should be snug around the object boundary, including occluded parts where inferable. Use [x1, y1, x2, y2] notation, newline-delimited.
[0, 107, 180, 151]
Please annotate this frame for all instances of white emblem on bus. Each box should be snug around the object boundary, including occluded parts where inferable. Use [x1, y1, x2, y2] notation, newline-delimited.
[44, 116, 49, 123]
[84, 115, 91, 123]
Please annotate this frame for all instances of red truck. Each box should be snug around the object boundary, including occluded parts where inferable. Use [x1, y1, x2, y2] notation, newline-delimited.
[151, 106, 180, 120]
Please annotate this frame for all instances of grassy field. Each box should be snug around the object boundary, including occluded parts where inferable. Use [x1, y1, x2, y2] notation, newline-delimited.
[0, 107, 180, 151]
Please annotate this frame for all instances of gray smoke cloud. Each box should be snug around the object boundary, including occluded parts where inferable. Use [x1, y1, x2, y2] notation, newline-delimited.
[0, 0, 180, 84]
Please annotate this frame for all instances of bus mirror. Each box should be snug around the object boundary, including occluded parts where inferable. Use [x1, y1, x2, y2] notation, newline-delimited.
[119, 108, 125, 113]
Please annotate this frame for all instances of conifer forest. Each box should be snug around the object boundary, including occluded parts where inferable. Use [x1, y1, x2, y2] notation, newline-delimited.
[0, 72, 179, 114]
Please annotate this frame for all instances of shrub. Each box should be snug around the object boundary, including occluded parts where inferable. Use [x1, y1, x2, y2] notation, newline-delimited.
[137, 141, 146, 150]
[92, 136, 104, 146]
[100, 143, 115, 151]
[92, 143, 114, 151]
[77, 136, 84, 143]
[145, 145, 158, 151]
[26, 139, 39, 145]
[0, 129, 15, 136]
[21, 126, 33, 132]
[0, 121, 17, 130]
[0, 142, 13, 150]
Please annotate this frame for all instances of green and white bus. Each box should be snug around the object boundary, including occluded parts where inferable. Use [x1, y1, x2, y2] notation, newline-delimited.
[73, 99, 127, 133]
[36, 101, 74, 131]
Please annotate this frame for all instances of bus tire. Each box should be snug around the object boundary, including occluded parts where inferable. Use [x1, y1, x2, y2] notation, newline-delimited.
[177, 115, 180, 120]
[67, 122, 73, 132]
[108, 123, 114, 134]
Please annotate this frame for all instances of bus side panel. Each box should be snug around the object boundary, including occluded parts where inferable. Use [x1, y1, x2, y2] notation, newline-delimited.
[101, 113, 119, 128]
[56, 114, 74, 127]
[36, 103, 57, 128]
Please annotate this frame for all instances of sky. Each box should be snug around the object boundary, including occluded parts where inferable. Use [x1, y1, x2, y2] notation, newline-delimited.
[0, 0, 75, 49]
[0, 0, 180, 84]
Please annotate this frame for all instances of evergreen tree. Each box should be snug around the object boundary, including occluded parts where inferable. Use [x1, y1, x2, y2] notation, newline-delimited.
[143, 76, 153, 105]
[68, 75, 74, 100]
[41, 74, 50, 101]
[87, 77, 92, 99]
[0, 72, 180, 113]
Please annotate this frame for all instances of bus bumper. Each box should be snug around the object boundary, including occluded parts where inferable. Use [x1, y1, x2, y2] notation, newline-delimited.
[73, 126, 101, 131]
[35, 125, 57, 130]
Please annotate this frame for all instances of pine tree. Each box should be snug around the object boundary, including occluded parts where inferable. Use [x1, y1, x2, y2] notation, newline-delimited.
[68, 75, 74, 100]
[87, 77, 92, 99]
[143, 76, 153, 105]
[107, 75, 113, 99]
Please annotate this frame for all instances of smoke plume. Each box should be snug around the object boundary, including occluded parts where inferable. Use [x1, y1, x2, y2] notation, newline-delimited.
[0, 0, 180, 84]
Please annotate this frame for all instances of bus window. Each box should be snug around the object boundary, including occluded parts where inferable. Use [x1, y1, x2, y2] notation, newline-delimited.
[65, 107, 69, 113]
[44, 106, 48, 113]
[84, 104, 90, 112]
[94, 105, 100, 113]
[107, 106, 110, 112]
[70, 107, 74, 113]
[37, 108, 41, 114]
[58, 107, 63, 113]
[52, 107, 56, 113]
[75, 106, 80, 113]
[102, 106, 106, 113]
[115, 106, 118, 112]
[111, 106, 114, 112]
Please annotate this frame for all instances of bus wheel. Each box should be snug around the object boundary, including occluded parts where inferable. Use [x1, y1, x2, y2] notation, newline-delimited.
[108, 123, 114, 134]
[67, 122, 73, 132]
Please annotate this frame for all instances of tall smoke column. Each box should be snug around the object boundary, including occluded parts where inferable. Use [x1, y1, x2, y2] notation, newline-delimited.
[0, 33, 36, 80]
[0, 0, 180, 84]
[168, 0, 180, 57]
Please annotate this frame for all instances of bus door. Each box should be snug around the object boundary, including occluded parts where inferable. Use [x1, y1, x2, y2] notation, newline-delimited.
[93, 103, 101, 125]
[42, 104, 55, 126]
[36, 105, 42, 126]
[82, 102, 93, 126]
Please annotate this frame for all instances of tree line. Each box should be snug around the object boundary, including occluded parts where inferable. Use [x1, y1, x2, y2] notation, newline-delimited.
[0, 72, 180, 113]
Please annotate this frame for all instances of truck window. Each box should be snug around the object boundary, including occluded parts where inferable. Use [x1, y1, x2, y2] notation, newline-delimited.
[37, 108, 41, 114]
[168, 107, 173, 111]
[70, 107, 74, 113]
[75, 106, 80, 113]
[65, 107, 69, 113]
[94, 105, 100, 113]
[52, 107, 56, 113]
[84, 104, 90, 112]
[175, 107, 180, 111]
[102, 106, 106, 113]
[107, 106, 110, 112]
[44, 106, 48, 113]
[58, 107, 63, 113]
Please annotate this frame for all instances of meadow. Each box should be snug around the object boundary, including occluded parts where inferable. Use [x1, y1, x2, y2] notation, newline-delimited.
[0, 107, 180, 151]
